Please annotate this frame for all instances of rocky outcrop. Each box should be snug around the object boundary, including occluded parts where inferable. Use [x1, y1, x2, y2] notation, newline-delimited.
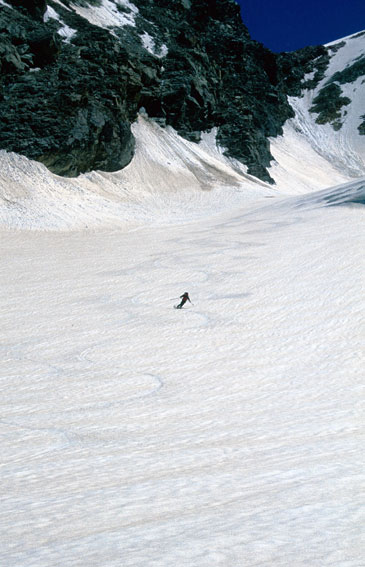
[276, 45, 330, 95]
[358, 116, 365, 135]
[0, 0, 331, 182]
[307, 51, 365, 132]
[310, 83, 351, 130]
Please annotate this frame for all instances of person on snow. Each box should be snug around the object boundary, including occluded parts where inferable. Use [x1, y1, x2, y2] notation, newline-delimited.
[176, 292, 191, 309]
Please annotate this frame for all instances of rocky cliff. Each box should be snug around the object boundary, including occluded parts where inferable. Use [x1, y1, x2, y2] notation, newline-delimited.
[0, 0, 330, 182]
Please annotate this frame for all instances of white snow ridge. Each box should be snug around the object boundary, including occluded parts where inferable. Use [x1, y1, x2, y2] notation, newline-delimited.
[0, 31, 365, 567]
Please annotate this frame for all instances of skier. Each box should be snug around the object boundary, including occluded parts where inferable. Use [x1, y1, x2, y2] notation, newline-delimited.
[176, 292, 191, 309]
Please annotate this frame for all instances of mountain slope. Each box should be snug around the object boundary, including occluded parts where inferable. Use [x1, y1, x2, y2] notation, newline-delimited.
[0, 114, 273, 230]
[0, 0, 327, 182]
[0, 2, 364, 231]
[287, 32, 365, 177]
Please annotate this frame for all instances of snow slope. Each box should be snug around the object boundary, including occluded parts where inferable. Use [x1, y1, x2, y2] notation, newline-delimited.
[0, 115, 275, 230]
[0, 27, 365, 567]
[1, 179, 364, 566]
[272, 31, 365, 184]
[0, 108, 360, 231]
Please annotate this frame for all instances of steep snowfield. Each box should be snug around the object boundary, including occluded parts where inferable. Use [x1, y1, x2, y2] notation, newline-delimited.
[275, 31, 365, 181]
[1, 179, 364, 566]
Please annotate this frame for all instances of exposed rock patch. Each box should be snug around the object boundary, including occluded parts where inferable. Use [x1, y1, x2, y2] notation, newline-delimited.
[358, 115, 365, 135]
[310, 83, 351, 130]
[327, 54, 365, 86]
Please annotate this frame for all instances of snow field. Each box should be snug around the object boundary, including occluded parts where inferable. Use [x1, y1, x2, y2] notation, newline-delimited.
[1, 30, 365, 566]
[1, 189, 364, 566]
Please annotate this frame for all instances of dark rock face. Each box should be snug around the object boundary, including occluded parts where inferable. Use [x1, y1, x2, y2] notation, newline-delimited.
[0, 0, 330, 181]
[358, 115, 365, 136]
[0, 3, 139, 176]
[276, 45, 330, 95]
[135, 0, 299, 183]
[6, 0, 48, 21]
[310, 83, 351, 130]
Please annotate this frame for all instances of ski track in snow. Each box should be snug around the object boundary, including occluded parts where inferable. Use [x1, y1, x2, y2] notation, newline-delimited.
[1, 187, 364, 566]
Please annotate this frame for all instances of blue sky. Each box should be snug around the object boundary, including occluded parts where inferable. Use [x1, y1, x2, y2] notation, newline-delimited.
[236, 0, 365, 52]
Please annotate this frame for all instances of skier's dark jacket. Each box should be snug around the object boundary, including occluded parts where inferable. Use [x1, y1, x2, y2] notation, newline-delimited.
[177, 292, 191, 308]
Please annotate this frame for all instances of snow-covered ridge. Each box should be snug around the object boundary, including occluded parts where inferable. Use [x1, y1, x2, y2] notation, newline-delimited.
[296, 176, 365, 207]
[261, 177, 365, 214]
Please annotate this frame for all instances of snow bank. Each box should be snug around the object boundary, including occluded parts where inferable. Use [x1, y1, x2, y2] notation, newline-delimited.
[269, 121, 351, 193]
[0, 116, 271, 230]
[1, 109, 363, 231]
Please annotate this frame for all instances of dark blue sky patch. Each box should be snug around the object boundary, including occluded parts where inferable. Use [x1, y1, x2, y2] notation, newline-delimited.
[236, 0, 365, 52]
